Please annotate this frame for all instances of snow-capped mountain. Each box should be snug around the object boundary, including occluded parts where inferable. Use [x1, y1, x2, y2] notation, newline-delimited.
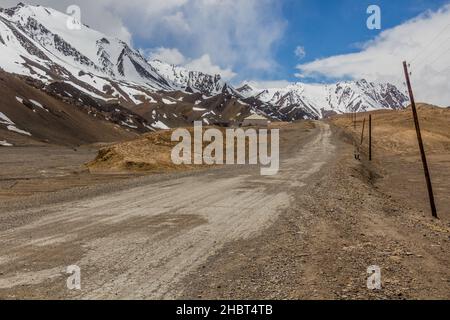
[0, 2, 409, 145]
[148, 59, 232, 95]
[0, 3, 257, 144]
[235, 84, 256, 98]
[239, 80, 409, 119]
[0, 3, 235, 101]
[0, 3, 174, 92]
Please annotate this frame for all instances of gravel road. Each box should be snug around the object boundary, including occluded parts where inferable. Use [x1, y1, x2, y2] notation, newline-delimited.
[1, 121, 449, 299]
[0, 122, 335, 299]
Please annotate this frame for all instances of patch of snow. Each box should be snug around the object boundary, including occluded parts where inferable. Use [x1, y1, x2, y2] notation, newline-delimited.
[120, 121, 137, 129]
[64, 81, 108, 101]
[0, 140, 13, 147]
[118, 85, 152, 105]
[162, 98, 177, 105]
[0, 112, 14, 125]
[7, 125, 32, 136]
[153, 121, 170, 130]
[147, 96, 157, 103]
[29, 99, 49, 112]
[16, 96, 24, 104]
[193, 107, 207, 112]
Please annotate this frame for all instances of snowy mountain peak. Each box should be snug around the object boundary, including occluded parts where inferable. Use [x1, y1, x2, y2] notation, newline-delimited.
[243, 79, 408, 119]
[237, 84, 253, 91]
[148, 59, 228, 96]
[0, 3, 408, 123]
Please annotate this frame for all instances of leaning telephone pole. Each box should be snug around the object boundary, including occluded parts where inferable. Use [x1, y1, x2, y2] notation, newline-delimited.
[403, 61, 438, 219]
[369, 115, 372, 161]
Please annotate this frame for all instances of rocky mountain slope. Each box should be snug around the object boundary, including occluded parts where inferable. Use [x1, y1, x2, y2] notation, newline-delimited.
[0, 3, 409, 146]
[0, 3, 263, 145]
[148, 60, 237, 96]
[0, 70, 142, 146]
[238, 80, 409, 119]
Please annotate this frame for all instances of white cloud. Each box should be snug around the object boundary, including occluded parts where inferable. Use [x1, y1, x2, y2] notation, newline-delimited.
[147, 47, 187, 65]
[162, 11, 192, 34]
[184, 54, 236, 80]
[296, 4, 450, 107]
[295, 46, 306, 59]
[242, 80, 292, 90]
[1, 0, 285, 80]
[143, 49, 236, 80]
[1, 0, 134, 44]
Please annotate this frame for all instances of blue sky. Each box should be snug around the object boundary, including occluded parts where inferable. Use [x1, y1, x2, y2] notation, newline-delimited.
[4, 0, 449, 104]
[130, 0, 450, 104]
[266, 0, 450, 83]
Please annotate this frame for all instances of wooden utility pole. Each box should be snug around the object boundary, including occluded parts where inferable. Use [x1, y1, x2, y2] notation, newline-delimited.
[369, 115, 372, 161]
[403, 61, 438, 219]
[360, 118, 366, 145]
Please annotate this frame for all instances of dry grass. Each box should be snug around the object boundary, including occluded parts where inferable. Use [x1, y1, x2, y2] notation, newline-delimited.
[88, 129, 193, 173]
[330, 104, 450, 156]
[330, 104, 450, 220]
[87, 126, 265, 173]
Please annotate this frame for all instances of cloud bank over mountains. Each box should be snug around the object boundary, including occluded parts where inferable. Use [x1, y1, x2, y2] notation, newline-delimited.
[146, 48, 236, 80]
[296, 4, 450, 106]
[1, 1, 448, 106]
[1, 0, 284, 81]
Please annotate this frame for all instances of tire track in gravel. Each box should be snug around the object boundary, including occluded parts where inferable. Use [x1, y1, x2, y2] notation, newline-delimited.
[0, 122, 335, 299]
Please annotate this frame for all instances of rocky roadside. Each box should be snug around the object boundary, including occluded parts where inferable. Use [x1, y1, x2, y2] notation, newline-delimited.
[179, 130, 450, 300]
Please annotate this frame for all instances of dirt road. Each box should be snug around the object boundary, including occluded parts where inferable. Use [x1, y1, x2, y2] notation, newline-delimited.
[0, 121, 449, 300]
[0, 122, 335, 299]
[181, 123, 450, 300]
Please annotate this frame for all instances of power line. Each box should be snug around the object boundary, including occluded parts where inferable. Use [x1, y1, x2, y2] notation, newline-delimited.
[427, 47, 450, 69]
[411, 36, 450, 67]
[409, 23, 450, 64]
[408, 39, 450, 79]
[435, 66, 450, 75]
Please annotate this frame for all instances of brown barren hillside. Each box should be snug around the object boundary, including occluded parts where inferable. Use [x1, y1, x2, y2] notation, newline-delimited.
[87, 124, 283, 174]
[0, 71, 141, 146]
[87, 129, 192, 173]
[88, 127, 227, 173]
[330, 103, 450, 156]
[330, 103, 450, 220]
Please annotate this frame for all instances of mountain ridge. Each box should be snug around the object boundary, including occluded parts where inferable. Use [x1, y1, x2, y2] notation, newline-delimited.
[0, 3, 409, 147]
[237, 79, 408, 119]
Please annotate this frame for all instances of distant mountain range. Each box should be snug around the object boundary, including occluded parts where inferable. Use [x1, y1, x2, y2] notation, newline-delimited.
[0, 3, 408, 146]
[237, 80, 408, 120]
